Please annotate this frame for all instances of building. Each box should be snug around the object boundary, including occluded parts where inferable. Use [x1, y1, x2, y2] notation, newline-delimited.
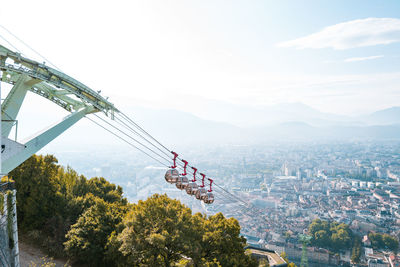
[368, 258, 389, 267]
[246, 246, 287, 267]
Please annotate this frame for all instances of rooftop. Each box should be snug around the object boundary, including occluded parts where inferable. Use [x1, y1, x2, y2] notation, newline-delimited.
[246, 246, 287, 267]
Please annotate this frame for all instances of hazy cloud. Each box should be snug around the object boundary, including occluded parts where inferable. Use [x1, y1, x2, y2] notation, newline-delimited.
[344, 55, 384, 62]
[277, 18, 400, 50]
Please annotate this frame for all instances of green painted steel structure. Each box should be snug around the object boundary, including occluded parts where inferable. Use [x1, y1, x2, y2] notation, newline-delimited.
[299, 234, 311, 267]
[0, 44, 118, 174]
[0, 44, 120, 266]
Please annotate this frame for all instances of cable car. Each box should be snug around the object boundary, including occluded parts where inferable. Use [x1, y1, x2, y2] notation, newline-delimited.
[176, 175, 189, 190]
[176, 159, 189, 190]
[186, 182, 198, 195]
[186, 167, 199, 195]
[196, 187, 206, 200]
[165, 152, 179, 183]
[196, 173, 207, 200]
[204, 192, 214, 204]
[165, 168, 179, 184]
[203, 178, 214, 204]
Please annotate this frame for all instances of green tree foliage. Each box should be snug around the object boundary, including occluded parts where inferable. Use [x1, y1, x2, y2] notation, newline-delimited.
[64, 198, 126, 266]
[284, 231, 292, 242]
[9, 155, 127, 256]
[201, 213, 257, 267]
[118, 194, 193, 266]
[280, 252, 297, 267]
[28, 256, 60, 267]
[258, 258, 269, 267]
[280, 252, 288, 262]
[10, 155, 63, 231]
[117, 194, 257, 267]
[313, 230, 329, 248]
[308, 219, 352, 251]
[10, 155, 256, 266]
[369, 232, 399, 252]
[351, 236, 361, 264]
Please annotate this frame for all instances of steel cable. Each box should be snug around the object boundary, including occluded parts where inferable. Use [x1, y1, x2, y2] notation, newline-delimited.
[118, 111, 172, 153]
[113, 113, 172, 159]
[0, 25, 61, 71]
[0, 33, 21, 54]
[90, 114, 262, 217]
[0, 29, 265, 216]
[92, 113, 172, 165]
[86, 116, 170, 168]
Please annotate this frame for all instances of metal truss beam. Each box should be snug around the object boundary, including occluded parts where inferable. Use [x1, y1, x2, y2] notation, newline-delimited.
[2, 74, 40, 137]
[0, 44, 117, 117]
[2, 107, 95, 174]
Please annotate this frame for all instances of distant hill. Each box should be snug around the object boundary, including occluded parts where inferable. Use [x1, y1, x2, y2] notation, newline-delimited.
[252, 122, 400, 142]
[41, 104, 400, 153]
[120, 107, 400, 144]
[188, 100, 355, 127]
[256, 102, 352, 126]
[359, 107, 400, 125]
[124, 107, 246, 146]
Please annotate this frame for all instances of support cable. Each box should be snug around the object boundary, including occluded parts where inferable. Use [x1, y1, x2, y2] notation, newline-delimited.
[213, 182, 265, 216]
[0, 29, 265, 215]
[88, 115, 259, 216]
[0, 33, 21, 54]
[86, 116, 170, 168]
[118, 111, 172, 153]
[112, 114, 172, 159]
[0, 25, 61, 71]
[92, 113, 172, 165]
[213, 188, 258, 217]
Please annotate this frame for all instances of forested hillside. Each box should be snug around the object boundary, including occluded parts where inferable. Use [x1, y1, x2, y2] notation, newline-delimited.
[9, 155, 257, 267]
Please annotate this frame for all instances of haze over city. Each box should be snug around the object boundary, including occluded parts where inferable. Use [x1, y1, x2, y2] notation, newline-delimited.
[1, 1, 400, 266]
[1, 0, 400, 120]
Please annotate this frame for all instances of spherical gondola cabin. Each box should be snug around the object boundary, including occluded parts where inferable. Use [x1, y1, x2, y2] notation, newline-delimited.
[186, 166, 199, 196]
[195, 187, 207, 200]
[176, 176, 189, 190]
[186, 182, 199, 195]
[203, 192, 214, 204]
[165, 168, 179, 184]
[203, 178, 214, 204]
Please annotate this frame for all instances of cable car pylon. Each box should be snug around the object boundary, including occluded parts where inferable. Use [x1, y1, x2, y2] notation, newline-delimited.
[0, 27, 279, 267]
[0, 34, 267, 209]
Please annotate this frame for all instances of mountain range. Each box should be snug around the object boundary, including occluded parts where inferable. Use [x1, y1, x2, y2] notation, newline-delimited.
[35, 102, 400, 152]
[114, 104, 400, 145]
[187, 101, 400, 127]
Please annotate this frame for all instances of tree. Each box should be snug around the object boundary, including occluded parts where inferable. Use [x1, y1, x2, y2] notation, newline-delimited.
[309, 219, 330, 236]
[280, 252, 297, 267]
[383, 234, 399, 252]
[10, 155, 257, 266]
[369, 232, 399, 252]
[331, 228, 351, 251]
[280, 252, 289, 262]
[86, 177, 126, 204]
[201, 213, 257, 267]
[258, 258, 270, 267]
[285, 231, 292, 242]
[351, 236, 361, 263]
[314, 230, 329, 248]
[118, 194, 193, 266]
[308, 219, 352, 251]
[117, 194, 257, 267]
[9, 155, 64, 231]
[64, 198, 125, 267]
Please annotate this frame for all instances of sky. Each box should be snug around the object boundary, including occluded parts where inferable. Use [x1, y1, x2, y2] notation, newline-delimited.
[1, 0, 400, 118]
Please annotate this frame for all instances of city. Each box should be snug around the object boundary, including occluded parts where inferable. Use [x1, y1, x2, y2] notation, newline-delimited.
[2, 1, 400, 266]
[53, 140, 400, 266]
